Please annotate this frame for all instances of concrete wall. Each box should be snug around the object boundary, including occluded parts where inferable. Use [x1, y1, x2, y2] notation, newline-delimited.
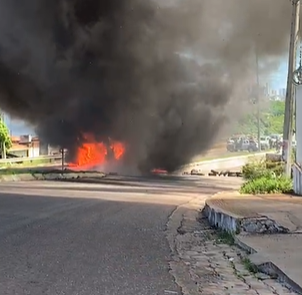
[293, 163, 302, 196]
[296, 86, 302, 165]
[294, 86, 302, 196]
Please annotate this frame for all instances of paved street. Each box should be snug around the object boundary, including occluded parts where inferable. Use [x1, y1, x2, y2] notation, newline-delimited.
[0, 175, 241, 295]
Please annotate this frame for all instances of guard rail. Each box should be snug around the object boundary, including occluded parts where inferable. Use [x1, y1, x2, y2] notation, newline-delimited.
[0, 155, 62, 164]
[180, 152, 267, 173]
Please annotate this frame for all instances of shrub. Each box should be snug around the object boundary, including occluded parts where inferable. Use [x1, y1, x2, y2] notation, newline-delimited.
[240, 175, 292, 194]
[242, 159, 284, 179]
[241, 159, 292, 194]
[242, 160, 264, 180]
[265, 161, 284, 176]
[242, 159, 282, 180]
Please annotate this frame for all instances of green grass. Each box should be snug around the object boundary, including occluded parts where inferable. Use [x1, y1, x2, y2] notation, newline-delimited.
[216, 230, 235, 245]
[240, 175, 292, 194]
[0, 158, 58, 175]
[0, 168, 38, 175]
[0, 158, 56, 170]
[242, 258, 258, 273]
[6, 158, 53, 166]
[0, 167, 106, 176]
[17, 159, 53, 166]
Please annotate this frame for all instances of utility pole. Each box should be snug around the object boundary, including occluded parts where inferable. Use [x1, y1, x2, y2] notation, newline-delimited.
[61, 148, 65, 171]
[283, 0, 300, 177]
[255, 47, 261, 152]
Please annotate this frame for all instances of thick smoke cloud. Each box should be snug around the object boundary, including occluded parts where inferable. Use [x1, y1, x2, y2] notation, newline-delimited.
[0, 0, 294, 171]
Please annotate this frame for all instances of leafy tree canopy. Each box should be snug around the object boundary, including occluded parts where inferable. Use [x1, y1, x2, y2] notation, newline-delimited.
[235, 100, 284, 136]
[0, 118, 12, 151]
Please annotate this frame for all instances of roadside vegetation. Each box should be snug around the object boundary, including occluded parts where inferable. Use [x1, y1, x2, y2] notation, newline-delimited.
[216, 230, 235, 245]
[0, 168, 39, 176]
[235, 100, 295, 195]
[240, 159, 293, 194]
[0, 158, 56, 175]
[236, 100, 285, 135]
[242, 257, 258, 274]
[0, 117, 12, 158]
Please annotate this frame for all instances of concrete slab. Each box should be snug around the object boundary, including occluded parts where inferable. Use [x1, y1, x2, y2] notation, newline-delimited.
[204, 192, 302, 293]
[239, 234, 302, 292]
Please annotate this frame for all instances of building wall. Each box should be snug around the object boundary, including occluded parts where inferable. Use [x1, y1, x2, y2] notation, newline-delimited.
[28, 140, 40, 157]
[28, 147, 40, 157]
[10, 136, 42, 158]
[39, 142, 49, 156]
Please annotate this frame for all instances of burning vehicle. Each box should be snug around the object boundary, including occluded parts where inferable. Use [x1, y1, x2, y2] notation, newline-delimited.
[67, 133, 126, 170]
[66, 134, 167, 175]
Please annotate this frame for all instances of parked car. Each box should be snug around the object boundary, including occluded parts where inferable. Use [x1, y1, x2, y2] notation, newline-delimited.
[269, 134, 282, 148]
[260, 136, 270, 150]
[247, 139, 258, 152]
[227, 137, 258, 152]
[226, 137, 237, 152]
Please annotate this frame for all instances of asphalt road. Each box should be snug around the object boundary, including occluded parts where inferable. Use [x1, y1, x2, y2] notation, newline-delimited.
[0, 175, 241, 295]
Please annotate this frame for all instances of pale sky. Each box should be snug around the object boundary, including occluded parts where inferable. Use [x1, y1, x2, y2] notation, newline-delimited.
[270, 60, 287, 89]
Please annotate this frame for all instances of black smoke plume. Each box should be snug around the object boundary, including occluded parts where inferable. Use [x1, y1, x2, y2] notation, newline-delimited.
[0, 0, 294, 172]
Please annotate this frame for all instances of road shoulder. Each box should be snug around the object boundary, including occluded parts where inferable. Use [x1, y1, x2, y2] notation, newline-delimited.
[203, 192, 302, 294]
[166, 195, 297, 294]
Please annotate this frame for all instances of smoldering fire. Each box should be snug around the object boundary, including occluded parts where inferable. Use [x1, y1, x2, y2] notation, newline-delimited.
[0, 0, 294, 172]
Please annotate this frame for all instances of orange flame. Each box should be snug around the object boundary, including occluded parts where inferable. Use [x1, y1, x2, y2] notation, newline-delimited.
[110, 141, 125, 160]
[69, 133, 125, 168]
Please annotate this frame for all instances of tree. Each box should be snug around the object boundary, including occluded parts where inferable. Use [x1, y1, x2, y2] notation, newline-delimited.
[0, 117, 12, 158]
[264, 100, 285, 135]
[270, 100, 285, 117]
[235, 100, 285, 136]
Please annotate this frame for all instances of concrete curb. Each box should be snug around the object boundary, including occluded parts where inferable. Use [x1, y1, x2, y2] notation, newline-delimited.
[202, 202, 240, 233]
[203, 197, 289, 234]
[0, 173, 36, 182]
[202, 195, 302, 294]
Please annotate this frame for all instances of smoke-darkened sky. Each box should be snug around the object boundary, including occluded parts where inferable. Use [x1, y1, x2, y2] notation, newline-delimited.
[0, 0, 295, 171]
